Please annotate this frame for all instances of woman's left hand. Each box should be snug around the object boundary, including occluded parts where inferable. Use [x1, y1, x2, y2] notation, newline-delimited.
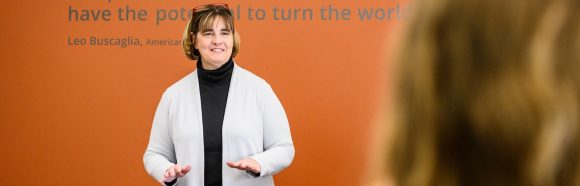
[227, 158, 261, 174]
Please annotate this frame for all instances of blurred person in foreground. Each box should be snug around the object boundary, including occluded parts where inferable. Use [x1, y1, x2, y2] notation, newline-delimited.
[372, 0, 580, 185]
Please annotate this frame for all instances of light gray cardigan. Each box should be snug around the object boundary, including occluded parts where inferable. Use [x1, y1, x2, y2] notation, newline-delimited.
[144, 64, 295, 186]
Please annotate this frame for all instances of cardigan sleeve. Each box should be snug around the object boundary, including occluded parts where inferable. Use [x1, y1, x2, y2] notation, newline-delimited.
[249, 84, 295, 177]
[143, 91, 177, 183]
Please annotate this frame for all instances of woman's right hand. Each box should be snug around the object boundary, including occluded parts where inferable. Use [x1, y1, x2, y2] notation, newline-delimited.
[159, 164, 192, 184]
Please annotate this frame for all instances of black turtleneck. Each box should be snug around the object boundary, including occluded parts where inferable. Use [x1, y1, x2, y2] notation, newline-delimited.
[197, 58, 234, 186]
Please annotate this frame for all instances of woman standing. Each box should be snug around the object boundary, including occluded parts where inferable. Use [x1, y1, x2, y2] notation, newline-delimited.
[144, 4, 295, 186]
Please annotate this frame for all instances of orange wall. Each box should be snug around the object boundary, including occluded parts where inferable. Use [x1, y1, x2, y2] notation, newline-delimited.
[0, 0, 402, 185]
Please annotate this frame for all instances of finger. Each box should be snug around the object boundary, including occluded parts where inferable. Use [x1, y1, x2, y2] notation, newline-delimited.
[248, 158, 261, 173]
[247, 164, 257, 172]
[226, 161, 235, 168]
[160, 172, 169, 183]
[182, 165, 192, 174]
[229, 162, 246, 170]
[169, 167, 176, 177]
[227, 161, 240, 168]
[248, 165, 257, 173]
[174, 164, 184, 177]
[240, 161, 248, 170]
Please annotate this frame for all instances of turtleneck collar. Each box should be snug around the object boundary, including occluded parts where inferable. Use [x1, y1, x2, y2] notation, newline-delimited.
[197, 58, 234, 84]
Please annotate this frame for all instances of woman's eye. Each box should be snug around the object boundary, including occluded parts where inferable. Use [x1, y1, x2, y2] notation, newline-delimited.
[203, 32, 212, 36]
[222, 32, 230, 35]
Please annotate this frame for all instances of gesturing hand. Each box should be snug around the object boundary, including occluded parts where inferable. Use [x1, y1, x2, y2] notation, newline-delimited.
[226, 158, 261, 175]
[160, 164, 192, 184]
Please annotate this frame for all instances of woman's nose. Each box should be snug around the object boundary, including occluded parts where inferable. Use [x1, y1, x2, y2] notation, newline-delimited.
[211, 35, 223, 45]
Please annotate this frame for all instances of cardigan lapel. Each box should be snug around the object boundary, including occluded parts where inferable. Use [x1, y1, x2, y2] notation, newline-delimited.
[190, 69, 206, 180]
[221, 63, 239, 165]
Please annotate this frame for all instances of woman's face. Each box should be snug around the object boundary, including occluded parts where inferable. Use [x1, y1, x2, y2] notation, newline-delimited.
[194, 17, 234, 70]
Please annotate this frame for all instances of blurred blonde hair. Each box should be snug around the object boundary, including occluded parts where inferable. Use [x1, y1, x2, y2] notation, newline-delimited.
[386, 0, 580, 185]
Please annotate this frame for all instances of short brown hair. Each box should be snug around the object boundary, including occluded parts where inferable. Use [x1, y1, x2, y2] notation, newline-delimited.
[182, 4, 240, 60]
